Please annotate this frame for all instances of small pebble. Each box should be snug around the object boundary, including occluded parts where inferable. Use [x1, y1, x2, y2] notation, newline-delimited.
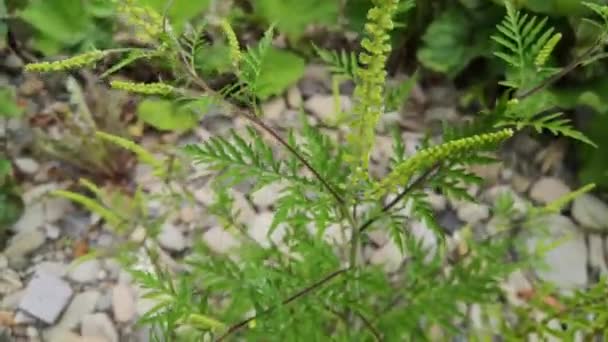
[529, 177, 570, 204]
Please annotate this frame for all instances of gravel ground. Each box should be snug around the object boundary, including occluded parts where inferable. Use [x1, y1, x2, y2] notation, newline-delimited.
[2, 50, 608, 341]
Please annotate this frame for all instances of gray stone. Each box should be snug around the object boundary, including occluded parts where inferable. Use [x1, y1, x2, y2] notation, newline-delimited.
[286, 86, 302, 108]
[112, 284, 136, 323]
[81, 313, 119, 342]
[588, 234, 608, 275]
[44, 329, 85, 342]
[14, 158, 40, 175]
[19, 271, 73, 324]
[95, 290, 113, 312]
[157, 223, 186, 252]
[103, 259, 122, 280]
[261, 97, 286, 121]
[572, 194, 608, 231]
[529, 177, 570, 204]
[304, 94, 352, 122]
[129, 226, 147, 244]
[248, 212, 286, 248]
[457, 202, 490, 225]
[0, 268, 23, 295]
[3, 229, 46, 260]
[369, 241, 404, 273]
[251, 182, 286, 209]
[67, 259, 102, 284]
[14, 310, 36, 324]
[202, 226, 240, 254]
[44, 223, 61, 240]
[1, 289, 24, 310]
[527, 215, 587, 289]
[56, 290, 101, 329]
[36, 261, 67, 276]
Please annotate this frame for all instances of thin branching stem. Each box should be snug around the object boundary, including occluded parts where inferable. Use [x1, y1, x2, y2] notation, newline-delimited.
[216, 268, 349, 341]
[359, 164, 440, 233]
[516, 34, 606, 100]
[172, 43, 345, 205]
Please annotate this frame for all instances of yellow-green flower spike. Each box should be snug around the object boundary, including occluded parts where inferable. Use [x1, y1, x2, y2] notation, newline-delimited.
[25, 51, 107, 72]
[535, 33, 562, 67]
[110, 80, 175, 96]
[371, 129, 514, 198]
[220, 19, 242, 68]
[347, 0, 400, 182]
[115, 0, 164, 43]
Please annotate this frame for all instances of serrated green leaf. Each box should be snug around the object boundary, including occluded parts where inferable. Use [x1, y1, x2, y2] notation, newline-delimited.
[255, 47, 305, 100]
[19, 0, 92, 52]
[253, 0, 338, 40]
[137, 98, 211, 132]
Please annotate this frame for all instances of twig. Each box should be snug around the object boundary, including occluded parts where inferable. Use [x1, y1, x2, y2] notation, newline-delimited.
[516, 34, 605, 101]
[216, 268, 349, 341]
[355, 310, 383, 341]
[171, 41, 345, 204]
[241, 111, 345, 204]
[359, 164, 440, 233]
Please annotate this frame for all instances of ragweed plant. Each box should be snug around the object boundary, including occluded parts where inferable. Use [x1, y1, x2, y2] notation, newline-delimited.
[23, 0, 608, 340]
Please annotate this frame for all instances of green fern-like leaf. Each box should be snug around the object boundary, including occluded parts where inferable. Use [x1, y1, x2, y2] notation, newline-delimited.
[240, 26, 274, 99]
[312, 44, 359, 79]
[499, 93, 596, 147]
[184, 127, 314, 188]
[492, 1, 561, 89]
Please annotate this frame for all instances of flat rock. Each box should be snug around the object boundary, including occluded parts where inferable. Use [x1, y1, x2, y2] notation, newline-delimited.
[572, 194, 608, 232]
[157, 223, 186, 252]
[251, 181, 286, 209]
[0, 268, 22, 295]
[11, 202, 45, 233]
[304, 94, 352, 122]
[19, 271, 73, 324]
[112, 284, 136, 323]
[14, 158, 40, 175]
[35, 261, 68, 278]
[588, 234, 608, 276]
[81, 313, 119, 342]
[3, 228, 46, 260]
[369, 241, 404, 273]
[526, 215, 587, 289]
[45, 223, 61, 240]
[44, 329, 86, 342]
[286, 86, 302, 108]
[248, 212, 286, 248]
[457, 202, 490, 225]
[202, 226, 240, 254]
[56, 290, 101, 329]
[261, 97, 286, 121]
[67, 259, 102, 284]
[529, 177, 570, 204]
[1, 289, 24, 310]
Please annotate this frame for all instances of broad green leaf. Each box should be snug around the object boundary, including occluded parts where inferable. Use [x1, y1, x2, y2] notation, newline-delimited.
[0, 86, 23, 118]
[417, 6, 498, 77]
[194, 43, 232, 76]
[137, 97, 212, 132]
[19, 0, 91, 47]
[253, 0, 338, 40]
[255, 47, 305, 100]
[137, 0, 210, 33]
